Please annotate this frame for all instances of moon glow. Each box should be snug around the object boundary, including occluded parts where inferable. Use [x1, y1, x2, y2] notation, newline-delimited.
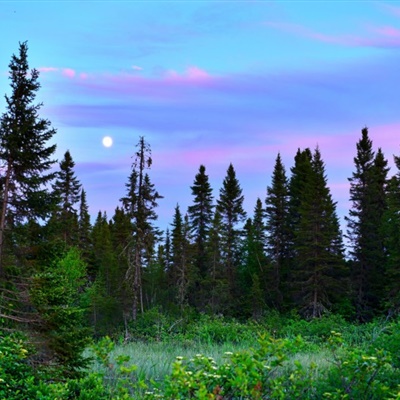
[102, 136, 113, 147]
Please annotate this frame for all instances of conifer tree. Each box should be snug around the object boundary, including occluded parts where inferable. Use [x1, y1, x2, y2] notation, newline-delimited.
[346, 128, 388, 320]
[164, 228, 172, 274]
[51, 150, 81, 245]
[120, 137, 162, 320]
[0, 42, 57, 274]
[239, 200, 268, 317]
[265, 153, 290, 309]
[77, 189, 92, 266]
[90, 211, 120, 332]
[170, 205, 192, 309]
[188, 165, 214, 304]
[286, 149, 313, 304]
[216, 163, 246, 308]
[206, 210, 228, 313]
[382, 159, 400, 312]
[293, 147, 346, 318]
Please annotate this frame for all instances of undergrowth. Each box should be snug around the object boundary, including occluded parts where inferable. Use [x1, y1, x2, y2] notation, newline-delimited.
[2, 312, 400, 399]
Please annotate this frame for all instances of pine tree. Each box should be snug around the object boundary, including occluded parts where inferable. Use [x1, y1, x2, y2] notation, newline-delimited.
[90, 211, 121, 333]
[0, 42, 57, 274]
[206, 210, 228, 314]
[170, 205, 192, 309]
[286, 148, 313, 305]
[346, 128, 388, 320]
[188, 166, 213, 277]
[216, 163, 246, 309]
[188, 165, 214, 308]
[382, 160, 400, 312]
[51, 150, 81, 245]
[239, 200, 268, 318]
[293, 147, 346, 318]
[120, 137, 162, 320]
[265, 153, 290, 309]
[30, 248, 91, 376]
[77, 189, 92, 266]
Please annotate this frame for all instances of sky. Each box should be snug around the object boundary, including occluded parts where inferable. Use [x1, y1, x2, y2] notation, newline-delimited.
[1, 1, 400, 234]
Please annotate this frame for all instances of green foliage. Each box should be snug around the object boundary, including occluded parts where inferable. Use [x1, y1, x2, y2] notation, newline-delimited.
[320, 331, 397, 399]
[30, 247, 91, 375]
[0, 331, 39, 400]
[145, 334, 315, 399]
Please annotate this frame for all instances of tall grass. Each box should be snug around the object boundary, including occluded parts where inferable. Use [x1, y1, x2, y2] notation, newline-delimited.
[88, 339, 254, 383]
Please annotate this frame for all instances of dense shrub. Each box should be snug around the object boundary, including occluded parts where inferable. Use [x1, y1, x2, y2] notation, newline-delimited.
[0, 332, 39, 400]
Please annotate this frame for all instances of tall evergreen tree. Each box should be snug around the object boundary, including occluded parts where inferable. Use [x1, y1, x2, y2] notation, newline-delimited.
[77, 189, 92, 266]
[216, 163, 246, 308]
[265, 153, 290, 309]
[187, 165, 214, 307]
[120, 137, 162, 320]
[293, 147, 346, 318]
[90, 212, 121, 334]
[170, 205, 192, 309]
[382, 157, 400, 312]
[0, 42, 57, 274]
[51, 150, 81, 245]
[286, 148, 313, 304]
[346, 128, 388, 320]
[206, 210, 227, 313]
[239, 199, 268, 317]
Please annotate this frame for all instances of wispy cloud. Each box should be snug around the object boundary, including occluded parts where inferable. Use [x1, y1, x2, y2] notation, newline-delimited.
[264, 21, 400, 48]
[62, 68, 76, 78]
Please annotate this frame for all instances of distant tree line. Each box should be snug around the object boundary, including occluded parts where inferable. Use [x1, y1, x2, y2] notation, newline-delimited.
[1, 42, 400, 373]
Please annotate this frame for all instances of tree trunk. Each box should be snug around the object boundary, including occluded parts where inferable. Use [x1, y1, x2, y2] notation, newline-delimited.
[0, 161, 12, 277]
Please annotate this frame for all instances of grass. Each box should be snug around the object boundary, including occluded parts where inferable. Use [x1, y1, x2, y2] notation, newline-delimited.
[88, 339, 255, 383]
[84, 314, 400, 398]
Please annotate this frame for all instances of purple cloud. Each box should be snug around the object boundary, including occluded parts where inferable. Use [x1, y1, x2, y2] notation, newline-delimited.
[264, 21, 400, 48]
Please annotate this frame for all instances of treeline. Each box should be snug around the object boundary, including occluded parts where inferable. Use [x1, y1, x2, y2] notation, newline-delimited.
[1, 42, 400, 372]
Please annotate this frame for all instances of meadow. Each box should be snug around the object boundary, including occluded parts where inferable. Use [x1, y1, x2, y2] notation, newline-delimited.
[81, 311, 400, 399]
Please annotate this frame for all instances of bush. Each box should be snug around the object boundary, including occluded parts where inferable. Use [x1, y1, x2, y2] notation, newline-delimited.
[0, 331, 39, 400]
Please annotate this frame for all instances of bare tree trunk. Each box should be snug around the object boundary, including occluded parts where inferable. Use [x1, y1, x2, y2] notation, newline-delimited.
[0, 161, 11, 277]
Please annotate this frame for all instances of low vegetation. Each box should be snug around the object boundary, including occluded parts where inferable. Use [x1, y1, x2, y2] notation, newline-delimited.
[2, 312, 400, 399]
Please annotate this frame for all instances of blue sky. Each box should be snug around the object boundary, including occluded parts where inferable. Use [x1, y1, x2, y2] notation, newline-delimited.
[1, 1, 400, 232]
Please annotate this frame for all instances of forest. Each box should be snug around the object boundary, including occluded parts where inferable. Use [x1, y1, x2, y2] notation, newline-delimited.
[2, 43, 400, 399]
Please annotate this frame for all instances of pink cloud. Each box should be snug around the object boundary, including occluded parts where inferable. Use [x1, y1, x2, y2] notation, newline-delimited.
[132, 65, 143, 71]
[264, 21, 400, 48]
[373, 25, 400, 38]
[62, 68, 76, 78]
[79, 72, 88, 80]
[165, 66, 212, 83]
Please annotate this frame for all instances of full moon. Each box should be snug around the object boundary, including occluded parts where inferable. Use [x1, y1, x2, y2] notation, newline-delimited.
[102, 136, 113, 148]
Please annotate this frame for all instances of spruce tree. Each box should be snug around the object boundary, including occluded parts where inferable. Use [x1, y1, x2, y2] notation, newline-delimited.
[265, 153, 290, 309]
[206, 210, 228, 314]
[51, 150, 81, 245]
[120, 137, 162, 320]
[382, 162, 400, 312]
[346, 128, 388, 320]
[188, 166, 213, 277]
[170, 205, 192, 309]
[90, 211, 120, 333]
[188, 165, 214, 308]
[286, 148, 313, 305]
[0, 42, 57, 274]
[78, 189, 92, 266]
[216, 163, 246, 309]
[239, 200, 268, 317]
[293, 147, 346, 318]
